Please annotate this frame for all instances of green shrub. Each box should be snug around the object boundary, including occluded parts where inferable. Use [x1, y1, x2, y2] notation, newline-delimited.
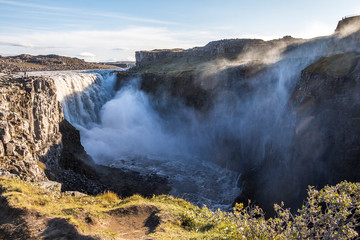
[173, 181, 360, 239]
[1, 177, 359, 239]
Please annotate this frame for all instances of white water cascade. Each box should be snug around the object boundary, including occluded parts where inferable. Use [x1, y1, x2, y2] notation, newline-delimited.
[30, 69, 241, 209]
[30, 70, 118, 127]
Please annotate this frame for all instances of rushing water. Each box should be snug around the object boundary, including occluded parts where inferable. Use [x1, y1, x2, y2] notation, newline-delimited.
[31, 69, 240, 209]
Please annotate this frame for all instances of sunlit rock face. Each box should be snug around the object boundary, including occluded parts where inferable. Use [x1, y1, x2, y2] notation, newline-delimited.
[0, 76, 63, 180]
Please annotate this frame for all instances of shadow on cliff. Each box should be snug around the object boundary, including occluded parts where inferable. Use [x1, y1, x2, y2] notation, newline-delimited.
[122, 31, 360, 216]
[44, 118, 171, 197]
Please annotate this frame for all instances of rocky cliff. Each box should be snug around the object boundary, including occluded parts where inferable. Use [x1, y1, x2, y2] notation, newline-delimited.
[135, 36, 302, 69]
[335, 15, 360, 33]
[0, 76, 63, 180]
[242, 51, 360, 214]
[291, 51, 360, 185]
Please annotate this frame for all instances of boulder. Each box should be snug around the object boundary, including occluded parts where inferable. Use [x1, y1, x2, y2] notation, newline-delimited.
[63, 191, 87, 197]
[38, 181, 62, 192]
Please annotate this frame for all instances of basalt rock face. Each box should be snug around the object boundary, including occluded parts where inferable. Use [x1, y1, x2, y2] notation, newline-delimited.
[135, 36, 302, 68]
[0, 76, 63, 180]
[291, 51, 360, 185]
[247, 52, 360, 214]
[234, 52, 360, 215]
[134, 39, 266, 67]
[0, 75, 109, 191]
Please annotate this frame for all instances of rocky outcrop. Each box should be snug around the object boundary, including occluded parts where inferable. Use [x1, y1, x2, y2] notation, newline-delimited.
[0, 76, 63, 180]
[335, 15, 360, 33]
[291, 52, 360, 184]
[56, 118, 170, 197]
[135, 36, 302, 68]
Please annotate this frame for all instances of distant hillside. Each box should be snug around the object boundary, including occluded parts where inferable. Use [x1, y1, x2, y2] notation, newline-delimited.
[0, 54, 121, 73]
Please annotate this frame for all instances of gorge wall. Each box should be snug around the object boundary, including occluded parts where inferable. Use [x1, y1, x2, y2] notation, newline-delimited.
[121, 16, 360, 213]
[0, 76, 62, 180]
[135, 36, 302, 69]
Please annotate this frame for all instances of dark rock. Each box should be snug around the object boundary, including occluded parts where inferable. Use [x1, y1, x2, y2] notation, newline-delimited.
[335, 15, 360, 33]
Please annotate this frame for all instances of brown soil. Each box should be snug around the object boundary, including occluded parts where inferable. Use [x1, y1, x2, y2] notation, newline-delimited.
[0, 193, 160, 240]
[96, 205, 160, 240]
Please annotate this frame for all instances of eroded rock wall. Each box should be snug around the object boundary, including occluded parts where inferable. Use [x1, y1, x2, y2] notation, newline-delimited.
[291, 52, 360, 184]
[0, 76, 63, 180]
[135, 37, 300, 68]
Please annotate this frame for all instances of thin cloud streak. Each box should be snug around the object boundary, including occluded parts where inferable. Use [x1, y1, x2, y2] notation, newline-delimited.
[0, 0, 66, 11]
[0, 41, 66, 49]
[0, 0, 176, 26]
[0, 27, 214, 61]
[89, 12, 177, 25]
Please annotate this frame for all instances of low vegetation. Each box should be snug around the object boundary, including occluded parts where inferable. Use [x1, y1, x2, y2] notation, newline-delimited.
[0, 176, 359, 239]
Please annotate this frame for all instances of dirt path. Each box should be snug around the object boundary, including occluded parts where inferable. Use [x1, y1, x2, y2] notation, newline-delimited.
[0, 196, 160, 240]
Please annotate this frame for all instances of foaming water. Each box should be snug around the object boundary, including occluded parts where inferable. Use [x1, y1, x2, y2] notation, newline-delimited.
[80, 79, 241, 209]
[29, 70, 240, 209]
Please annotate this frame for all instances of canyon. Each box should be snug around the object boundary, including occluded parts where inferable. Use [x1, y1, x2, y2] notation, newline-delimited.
[1, 15, 360, 239]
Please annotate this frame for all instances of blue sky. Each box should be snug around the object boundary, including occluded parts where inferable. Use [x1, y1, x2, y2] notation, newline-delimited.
[0, 0, 359, 61]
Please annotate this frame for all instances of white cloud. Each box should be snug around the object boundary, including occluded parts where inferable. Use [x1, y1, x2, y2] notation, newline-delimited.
[0, 41, 65, 49]
[79, 52, 96, 61]
[0, 27, 219, 61]
[1, 23, 329, 62]
[293, 21, 334, 39]
[0, 0, 175, 26]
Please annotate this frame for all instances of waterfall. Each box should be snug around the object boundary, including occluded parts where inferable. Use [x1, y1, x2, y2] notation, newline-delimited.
[77, 79, 241, 209]
[31, 70, 118, 128]
[26, 30, 360, 210]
